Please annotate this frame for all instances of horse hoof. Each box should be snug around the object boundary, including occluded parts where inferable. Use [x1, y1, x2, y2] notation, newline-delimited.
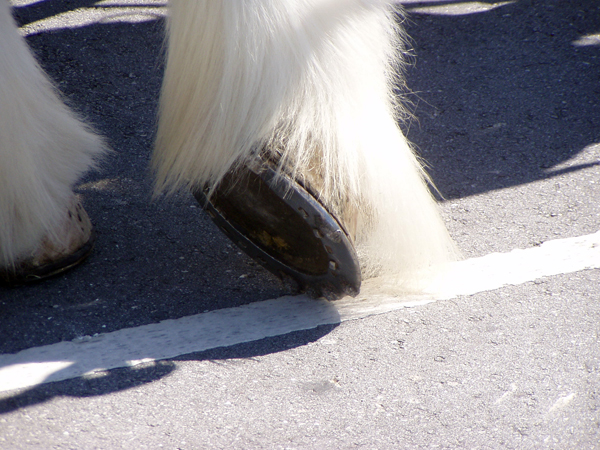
[0, 197, 96, 287]
[193, 159, 361, 300]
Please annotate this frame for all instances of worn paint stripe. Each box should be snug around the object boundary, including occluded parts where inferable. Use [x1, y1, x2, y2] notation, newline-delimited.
[0, 231, 599, 393]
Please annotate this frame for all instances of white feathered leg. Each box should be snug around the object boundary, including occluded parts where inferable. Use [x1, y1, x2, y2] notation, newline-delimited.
[0, 1, 107, 268]
[154, 0, 457, 290]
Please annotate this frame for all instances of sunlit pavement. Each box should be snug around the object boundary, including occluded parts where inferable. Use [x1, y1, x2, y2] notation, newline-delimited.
[1, 1, 599, 448]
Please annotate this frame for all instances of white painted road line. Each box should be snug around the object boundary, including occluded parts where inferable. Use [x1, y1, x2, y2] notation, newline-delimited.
[1, 231, 599, 394]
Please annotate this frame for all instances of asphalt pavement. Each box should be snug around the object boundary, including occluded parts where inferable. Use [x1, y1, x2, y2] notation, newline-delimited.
[1, 1, 599, 448]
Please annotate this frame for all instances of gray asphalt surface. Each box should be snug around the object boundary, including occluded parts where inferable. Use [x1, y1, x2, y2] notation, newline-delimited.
[1, 1, 599, 448]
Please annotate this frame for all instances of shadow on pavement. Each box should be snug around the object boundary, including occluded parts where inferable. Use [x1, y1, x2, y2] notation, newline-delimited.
[0, 324, 336, 414]
[400, 0, 600, 200]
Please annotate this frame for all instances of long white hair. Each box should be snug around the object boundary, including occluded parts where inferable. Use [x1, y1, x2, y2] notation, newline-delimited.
[153, 0, 458, 290]
[0, 1, 107, 266]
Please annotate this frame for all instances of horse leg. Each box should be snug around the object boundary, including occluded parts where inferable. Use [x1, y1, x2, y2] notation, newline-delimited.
[153, 0, 457, 296]
[0, 1, 107, 284]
